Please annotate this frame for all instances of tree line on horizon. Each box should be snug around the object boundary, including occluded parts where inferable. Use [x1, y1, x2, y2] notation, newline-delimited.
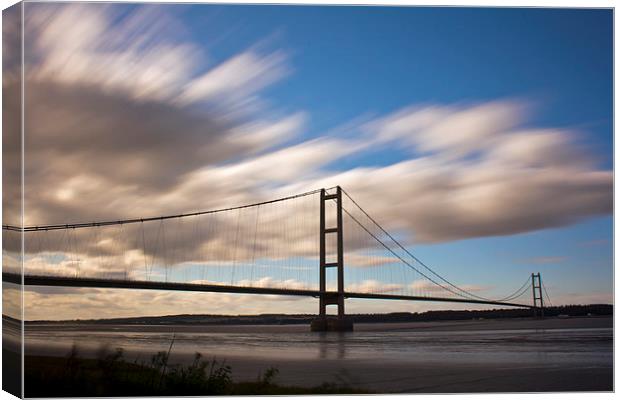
[15, 303, 612, 325]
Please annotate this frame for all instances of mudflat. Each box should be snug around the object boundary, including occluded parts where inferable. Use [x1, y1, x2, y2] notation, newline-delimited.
[224, 357, 612, 393]
[217, 317, 614, 393]
[352, 315, 613, 332]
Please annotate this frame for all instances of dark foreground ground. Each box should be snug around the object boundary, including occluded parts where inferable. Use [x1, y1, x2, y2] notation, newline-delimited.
[22, 351, 368, 397]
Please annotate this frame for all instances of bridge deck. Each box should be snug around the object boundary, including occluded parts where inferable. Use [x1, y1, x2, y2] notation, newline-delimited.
[3, 273, 532, 309]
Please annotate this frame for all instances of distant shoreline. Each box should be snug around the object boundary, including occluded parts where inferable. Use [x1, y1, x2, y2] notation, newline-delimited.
[18, 315, 614, 335]
[7, 303, 612, 326]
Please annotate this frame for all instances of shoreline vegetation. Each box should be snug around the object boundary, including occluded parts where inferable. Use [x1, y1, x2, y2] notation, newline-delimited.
[22, 346, 370, 397]
[17, 304, 612, 325]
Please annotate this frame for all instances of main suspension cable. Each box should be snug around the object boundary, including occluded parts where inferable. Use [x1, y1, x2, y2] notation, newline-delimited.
[4, 187, 334, 232]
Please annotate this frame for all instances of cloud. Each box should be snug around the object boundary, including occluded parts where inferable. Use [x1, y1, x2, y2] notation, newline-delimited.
[3, 3, 302, 227]
[2, 283, 22, 319]
[26, 3, 196, 102]
[22, 2, 289, 117]
[14, 4, 611, 246]
[369, 101, 525, 156]
[236, 276, 308, 290]
[296, 104, 612, 243]
[176, 50, 288, 108]
[17, 286, 319, 321]
[347, 280, 403, 294]
[345, 253, 400, 268]
[4, 3, 611, 318]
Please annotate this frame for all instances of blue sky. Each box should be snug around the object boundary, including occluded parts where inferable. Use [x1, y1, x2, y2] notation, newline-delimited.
[181, 5, 613, 301]
[185, 6, 613, 163]
[6, 4, 613, 319]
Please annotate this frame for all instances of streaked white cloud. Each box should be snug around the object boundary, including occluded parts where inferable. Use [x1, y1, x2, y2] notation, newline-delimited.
[345, 253, 400, 268]
[369, 101, 525, 156]
[4, 3, 611, 317]
[295, 102, 612, 242]
[15, 4, 611, 245]
[347, 280, 403, 294]
[27, 3, 195, 102]
[176, 50, 288, 107]
[17, 286, 317, 321]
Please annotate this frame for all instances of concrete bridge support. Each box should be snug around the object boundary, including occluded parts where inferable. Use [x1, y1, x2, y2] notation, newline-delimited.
[311, 186, 353, 332]
[531, 272, 544, 319]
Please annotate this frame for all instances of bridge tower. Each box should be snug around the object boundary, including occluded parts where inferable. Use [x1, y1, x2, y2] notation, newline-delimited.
[311, 186, 353, 331]
[531, 272, 544, 319]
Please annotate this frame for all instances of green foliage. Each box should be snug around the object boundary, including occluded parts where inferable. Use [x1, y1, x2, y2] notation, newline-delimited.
[165, 353, 232, 395]
[261, 366, 279, 385]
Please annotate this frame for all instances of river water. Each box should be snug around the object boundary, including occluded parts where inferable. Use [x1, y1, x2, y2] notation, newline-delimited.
[21, 318, 614, 392]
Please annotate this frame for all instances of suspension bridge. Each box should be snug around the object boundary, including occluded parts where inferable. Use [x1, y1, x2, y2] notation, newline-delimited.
[2, 186, 552, 331]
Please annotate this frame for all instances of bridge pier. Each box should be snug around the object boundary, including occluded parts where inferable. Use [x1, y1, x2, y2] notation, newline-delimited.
[310, 316, 353, 332]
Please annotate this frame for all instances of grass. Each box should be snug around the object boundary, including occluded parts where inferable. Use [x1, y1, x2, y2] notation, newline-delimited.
[24, 344, 369, 397]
